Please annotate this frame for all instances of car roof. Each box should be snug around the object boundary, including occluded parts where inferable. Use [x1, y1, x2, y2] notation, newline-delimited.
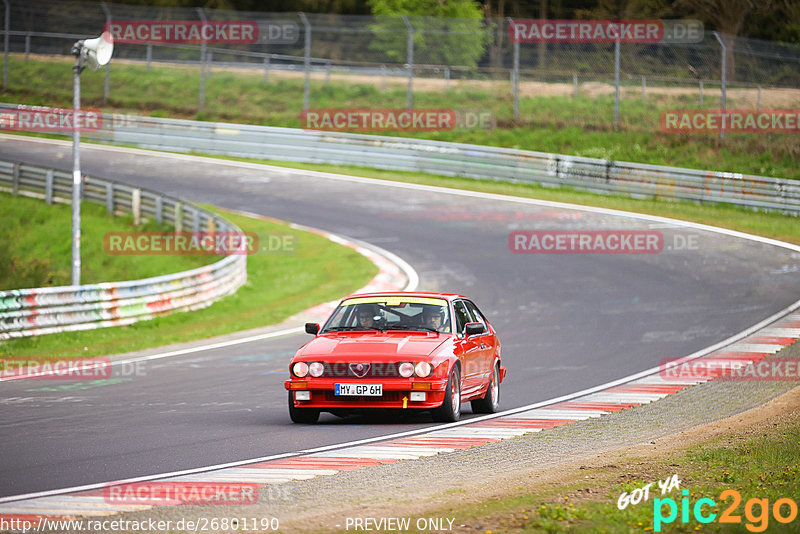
[340, 291, 464, 302]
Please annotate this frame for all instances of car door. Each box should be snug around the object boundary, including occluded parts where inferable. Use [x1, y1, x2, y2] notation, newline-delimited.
[464, 299, 496, 387]
[452, 299, 483, 397]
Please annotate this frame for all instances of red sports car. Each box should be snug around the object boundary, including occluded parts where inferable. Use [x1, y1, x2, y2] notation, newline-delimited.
[285, 292, 506, 423]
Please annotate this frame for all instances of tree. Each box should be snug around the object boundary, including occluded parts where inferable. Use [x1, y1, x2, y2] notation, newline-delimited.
[367, 0, 492, 69]
[675, 0, 783, 80]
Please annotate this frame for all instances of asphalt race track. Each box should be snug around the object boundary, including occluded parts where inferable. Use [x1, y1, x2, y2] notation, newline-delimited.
[1, 137, 799, 497]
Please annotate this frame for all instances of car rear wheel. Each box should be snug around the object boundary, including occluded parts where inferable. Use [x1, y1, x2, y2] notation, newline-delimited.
[288, 392, 320, 424]
[432, 366, 461, 422]
[471, 363, 500, 414]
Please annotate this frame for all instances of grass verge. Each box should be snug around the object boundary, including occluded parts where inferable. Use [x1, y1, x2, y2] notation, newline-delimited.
[0, 191, 216, 290]
[0, 205, 377, 360]
[2, 55, 798, 179]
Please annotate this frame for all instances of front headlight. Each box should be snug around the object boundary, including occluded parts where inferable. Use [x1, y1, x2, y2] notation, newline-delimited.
[414, 362, 433, 377]
[292, 362, 309, 378]
[309, 362, 324, 377]
[398, 362, 414, 378]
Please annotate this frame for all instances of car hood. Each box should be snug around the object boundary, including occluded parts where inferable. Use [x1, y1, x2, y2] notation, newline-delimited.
[296, 332, 449, 361]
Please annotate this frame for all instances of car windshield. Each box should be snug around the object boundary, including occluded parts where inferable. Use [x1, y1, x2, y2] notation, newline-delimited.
[322, 296, 451, 334]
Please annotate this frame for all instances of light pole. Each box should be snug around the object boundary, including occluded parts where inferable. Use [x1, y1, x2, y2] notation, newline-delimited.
[70, 31, 113, 286]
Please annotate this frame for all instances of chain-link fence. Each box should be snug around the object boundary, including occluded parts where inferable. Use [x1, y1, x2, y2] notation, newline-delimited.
[2, 0, 799, 131]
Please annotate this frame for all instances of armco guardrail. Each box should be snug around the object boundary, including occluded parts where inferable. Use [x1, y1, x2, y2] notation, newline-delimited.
[0, 159, 247, 340]
[84, 113, 800, 215]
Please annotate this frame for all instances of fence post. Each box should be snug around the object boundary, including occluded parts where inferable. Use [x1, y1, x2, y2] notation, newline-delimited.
[325, 60, 330, 84]
[207, 50, 213, 75]
[25, 33, 30, 61]
[444, 65, 450, 91]
[106, 182, 113, 214]
[155, 194, 163, 224]
[508, 17, 519, 120]
[3, 0, 9, 89]
[11, 162, 18, 195]
[757, 85, 761, 111]
[380, 64, 386, 92]
[101, 2, 111, 105]
[402, 15, 414, 109]
[573, 72, 578, 98]
[614, 33, 620, 130]
[299, 12, 311, 111]
[175, 203, 183, 232]
[45, 169, 53, 204]
[713, 31, 727, 141]
[641, 76, 646, 103]
[263, 54, 270, 82]
[699, 80, 703, 106]
[192, 207, 200, 232]
[132, 188, 141, 225]
[146, 44, 152, 72]
[197, 7, 207, 113]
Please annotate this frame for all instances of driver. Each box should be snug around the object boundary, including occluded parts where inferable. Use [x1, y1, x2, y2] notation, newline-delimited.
[421, 306, 444, 332]
[356, 304, 379, 328]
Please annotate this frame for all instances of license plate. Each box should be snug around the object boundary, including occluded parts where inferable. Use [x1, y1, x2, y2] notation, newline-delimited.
[335, 383, 383, 396]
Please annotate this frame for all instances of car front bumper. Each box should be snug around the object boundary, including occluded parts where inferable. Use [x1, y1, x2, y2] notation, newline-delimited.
[284, 377, 450, 410]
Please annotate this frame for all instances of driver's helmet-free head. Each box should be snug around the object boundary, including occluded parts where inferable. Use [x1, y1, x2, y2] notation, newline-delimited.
[422, 305, 444, 323]
[357, 304, 380, 323]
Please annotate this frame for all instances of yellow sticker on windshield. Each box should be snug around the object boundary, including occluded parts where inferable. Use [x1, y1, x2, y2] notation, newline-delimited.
[343, 296, 448, 307]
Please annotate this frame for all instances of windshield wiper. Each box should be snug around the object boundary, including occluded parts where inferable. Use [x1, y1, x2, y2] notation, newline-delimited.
[386, 325, 440, 334]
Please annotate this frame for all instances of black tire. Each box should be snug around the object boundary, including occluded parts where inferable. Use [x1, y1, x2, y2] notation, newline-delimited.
[471, 363, 500, 414]
[432, 365, 461, 422]
[288, 392, 320, 424]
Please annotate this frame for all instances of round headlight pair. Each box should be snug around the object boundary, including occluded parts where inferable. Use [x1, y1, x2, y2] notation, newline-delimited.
[398, 362, 433, 378]
[292, 362, 324, 378]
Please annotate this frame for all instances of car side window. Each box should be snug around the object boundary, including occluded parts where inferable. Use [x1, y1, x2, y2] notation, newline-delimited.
[453, 300, 474, 335]
[464, 300, 487, 328]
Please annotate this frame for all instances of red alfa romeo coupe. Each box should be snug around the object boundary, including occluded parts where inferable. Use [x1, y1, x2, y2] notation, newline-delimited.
[285, 292, 506, 423]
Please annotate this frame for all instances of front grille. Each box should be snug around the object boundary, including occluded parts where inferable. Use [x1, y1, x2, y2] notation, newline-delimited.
[321, 362, 402, 378]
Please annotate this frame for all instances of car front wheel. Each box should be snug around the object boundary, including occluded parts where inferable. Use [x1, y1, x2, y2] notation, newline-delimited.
[288, 392, 320, 424]
[432, 365, 461, 422]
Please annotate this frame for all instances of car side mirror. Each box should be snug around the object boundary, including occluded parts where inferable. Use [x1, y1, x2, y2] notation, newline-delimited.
[305, 323, 320, 335]
[465, 322, 485, 336]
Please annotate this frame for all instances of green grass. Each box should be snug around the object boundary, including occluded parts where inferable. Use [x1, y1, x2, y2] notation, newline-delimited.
[2, 55, 798, 179]
[0, 204, 378, 360]
[0, 191, 216, 289]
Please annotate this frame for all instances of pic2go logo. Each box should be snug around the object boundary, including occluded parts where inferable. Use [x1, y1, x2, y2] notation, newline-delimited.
[654, 489, 798, 532]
